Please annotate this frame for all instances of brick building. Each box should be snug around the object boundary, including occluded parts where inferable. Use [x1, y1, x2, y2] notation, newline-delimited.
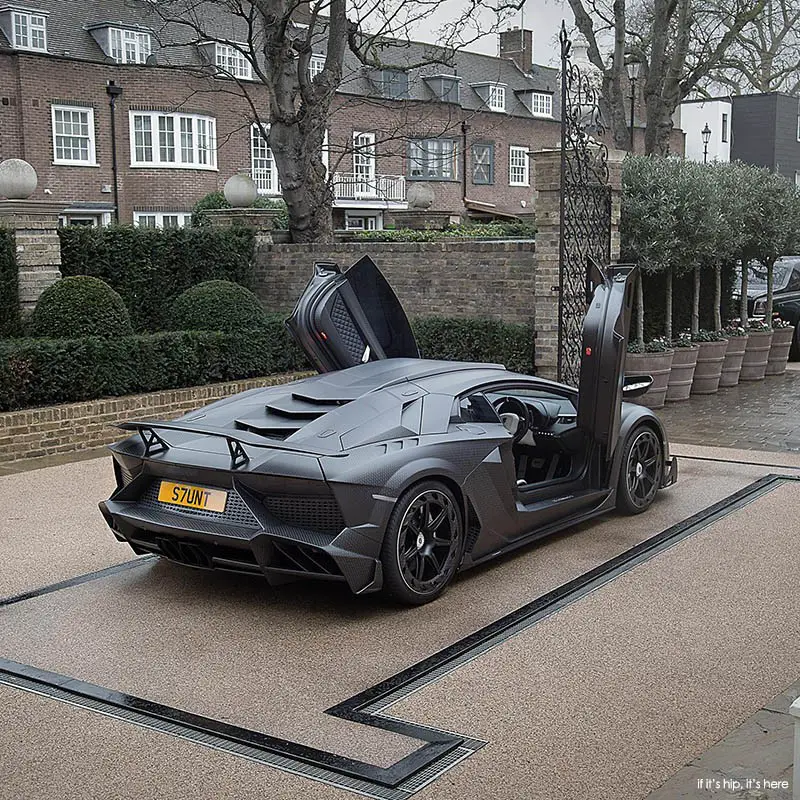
[0, 1, 572, 229]
[0, 2, 683, 231]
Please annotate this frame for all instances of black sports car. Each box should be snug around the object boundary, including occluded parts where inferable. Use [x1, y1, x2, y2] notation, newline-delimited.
[100, 257, 676, 604]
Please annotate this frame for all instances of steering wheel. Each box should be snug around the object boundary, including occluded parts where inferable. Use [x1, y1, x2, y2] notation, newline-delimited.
[492, 397, 530, 443]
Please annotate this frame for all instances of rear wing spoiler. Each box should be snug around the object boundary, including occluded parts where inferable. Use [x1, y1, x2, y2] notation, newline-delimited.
[117, 420, 346, 469]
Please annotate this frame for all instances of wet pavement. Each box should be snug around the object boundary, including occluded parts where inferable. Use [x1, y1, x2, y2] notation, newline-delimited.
[655, 364, 800, 452]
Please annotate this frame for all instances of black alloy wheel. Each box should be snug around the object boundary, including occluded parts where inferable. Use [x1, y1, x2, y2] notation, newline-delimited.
[617, 427, 663, 515]
[381, 481, 463, 605]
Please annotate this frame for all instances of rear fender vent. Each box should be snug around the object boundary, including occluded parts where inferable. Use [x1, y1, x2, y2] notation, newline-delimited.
[262, 495, 346, 535]
[379, 438, 419, 455]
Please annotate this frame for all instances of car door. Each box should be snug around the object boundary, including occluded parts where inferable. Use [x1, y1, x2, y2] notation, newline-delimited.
[286, 255, 420, 373]
[576, 262, 637, 454]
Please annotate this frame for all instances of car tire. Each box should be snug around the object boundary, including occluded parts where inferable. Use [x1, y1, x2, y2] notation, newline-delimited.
[381, 480, 463, 605]
[616, 426, 663, 515]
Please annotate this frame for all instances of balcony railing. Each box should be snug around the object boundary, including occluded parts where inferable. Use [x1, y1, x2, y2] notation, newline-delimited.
[332, 172, 406, 202]
[246, 169, 407, 203]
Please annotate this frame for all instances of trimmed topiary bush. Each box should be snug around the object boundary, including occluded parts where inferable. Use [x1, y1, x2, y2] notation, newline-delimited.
[28, 276, 133, 339]
[170, 280, 267, 333]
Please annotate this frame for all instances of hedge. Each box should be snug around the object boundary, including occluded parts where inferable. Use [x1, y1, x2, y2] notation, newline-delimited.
[0, 315, 309, 411]
[414, 317, 533, 374]
[0, 229, 20, 337]
[0, 316, 534, 411]
[58, 225, 256, 332]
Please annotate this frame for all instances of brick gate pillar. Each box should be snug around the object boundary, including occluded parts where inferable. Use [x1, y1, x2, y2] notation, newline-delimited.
[531, 147, 625, 381]
[531, 149, 562, 381]
[0, 201, 63, 313]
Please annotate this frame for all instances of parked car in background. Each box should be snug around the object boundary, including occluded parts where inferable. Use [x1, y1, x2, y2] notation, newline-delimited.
[743, 258, 800, 359]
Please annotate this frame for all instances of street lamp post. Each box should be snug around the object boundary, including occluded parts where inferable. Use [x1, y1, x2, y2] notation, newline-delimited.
[626, 60, 640, 151]
[701, 123, 711, 164]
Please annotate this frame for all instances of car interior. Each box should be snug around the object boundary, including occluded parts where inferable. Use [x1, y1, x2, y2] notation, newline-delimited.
[458, 389, 588, 488]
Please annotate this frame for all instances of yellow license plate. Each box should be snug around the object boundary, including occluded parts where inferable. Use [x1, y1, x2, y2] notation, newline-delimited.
[158, 481, 227, 513]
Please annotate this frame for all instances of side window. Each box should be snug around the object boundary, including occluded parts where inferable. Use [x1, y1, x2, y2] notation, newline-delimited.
[457, 393, 499, 423]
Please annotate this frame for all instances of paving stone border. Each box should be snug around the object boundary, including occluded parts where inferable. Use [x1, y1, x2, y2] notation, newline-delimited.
[0, 372, 308, 464]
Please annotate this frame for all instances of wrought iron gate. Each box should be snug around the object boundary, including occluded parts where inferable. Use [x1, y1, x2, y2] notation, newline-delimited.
[558, 23, 612, 385]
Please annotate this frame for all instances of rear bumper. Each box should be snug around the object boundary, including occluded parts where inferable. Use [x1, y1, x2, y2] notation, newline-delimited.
[661, 456, 678, 488]
[99, 489, 384, 595]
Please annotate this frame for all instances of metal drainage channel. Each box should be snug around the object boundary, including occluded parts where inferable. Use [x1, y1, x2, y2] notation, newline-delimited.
[1, 474, 794, 800]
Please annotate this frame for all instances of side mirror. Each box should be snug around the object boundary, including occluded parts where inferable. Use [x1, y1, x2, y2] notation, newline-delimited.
[622, 374, 653, 399]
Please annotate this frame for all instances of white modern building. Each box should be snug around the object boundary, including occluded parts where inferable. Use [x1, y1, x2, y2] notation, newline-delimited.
[678, 98, 732, 163]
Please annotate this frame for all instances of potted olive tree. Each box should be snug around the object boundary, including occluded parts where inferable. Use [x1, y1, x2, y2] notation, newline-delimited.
[621, 156, 675, 408]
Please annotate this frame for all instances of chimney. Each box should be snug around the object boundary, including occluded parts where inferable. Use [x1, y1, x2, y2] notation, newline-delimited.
[499, 27, 533, 73]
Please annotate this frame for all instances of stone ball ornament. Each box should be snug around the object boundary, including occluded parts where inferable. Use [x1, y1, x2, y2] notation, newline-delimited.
[0, 158, 38, 200]
[407, 183, 435, 211]
[223, 172, 259, 208]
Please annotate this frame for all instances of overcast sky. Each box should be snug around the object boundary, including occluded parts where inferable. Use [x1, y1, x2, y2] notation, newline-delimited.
[411, 0, 574, 67]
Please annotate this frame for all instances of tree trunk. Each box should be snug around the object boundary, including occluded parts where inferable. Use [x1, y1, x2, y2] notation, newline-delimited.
[270, 120, 333, 243]
[691, 264, 701, 336]
[665, 266, 673, 340]
[636, 271, 645, 346]
[714, 263, 722, 331]
[740, 260, 749, 328]
[765, 258, 775, 325]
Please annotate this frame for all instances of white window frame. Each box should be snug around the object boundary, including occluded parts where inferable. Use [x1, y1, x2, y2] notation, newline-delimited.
[487, 84, 506, 112]
[215, 42, 252, 80]
[509, 146, 530, 187]
[796, 114, 800, 143]
[11, 9, 47, 51]
[109, 28, 151, 64]
[309, 54, 325, 79]
[529, 92, 553, 117]
[129, 112, 217, 170]
[251, 123, 280, 195]
[51, 105, 97, 166]
[133, 211, 191, 229]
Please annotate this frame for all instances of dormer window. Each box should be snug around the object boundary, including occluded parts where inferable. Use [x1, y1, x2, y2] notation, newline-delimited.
[471, 82, 507, 113]
[374, 69, 409, 100]
[110, 28, 151, 64]
[487, 85, 505, 111]
[1, 7, 48, 51]
[529, 92, 553, 117]
[424, 74, 461, 104]
[215, 43, 252, 80]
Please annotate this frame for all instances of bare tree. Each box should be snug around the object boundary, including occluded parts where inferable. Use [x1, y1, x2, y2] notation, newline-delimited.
[566, 0, 765, 155]
[146, 0, 521, 242]
[704, 0, 800, 94]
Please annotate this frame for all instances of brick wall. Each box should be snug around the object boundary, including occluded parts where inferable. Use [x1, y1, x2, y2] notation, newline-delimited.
[0, 372, 304, 464]
[253, 240, 537, 323]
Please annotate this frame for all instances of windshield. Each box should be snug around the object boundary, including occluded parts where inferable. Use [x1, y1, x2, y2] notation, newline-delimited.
[748, 258, 800, 290]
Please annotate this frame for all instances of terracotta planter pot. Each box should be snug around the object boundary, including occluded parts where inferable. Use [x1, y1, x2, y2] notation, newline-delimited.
[665, 345, 699, 402]
[765, 326, 795, 376]
[625, 350, 674, 409]
[719, 335, 748, 387]
[690, 339, 729, 395]
[739, 330, 773, 381]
